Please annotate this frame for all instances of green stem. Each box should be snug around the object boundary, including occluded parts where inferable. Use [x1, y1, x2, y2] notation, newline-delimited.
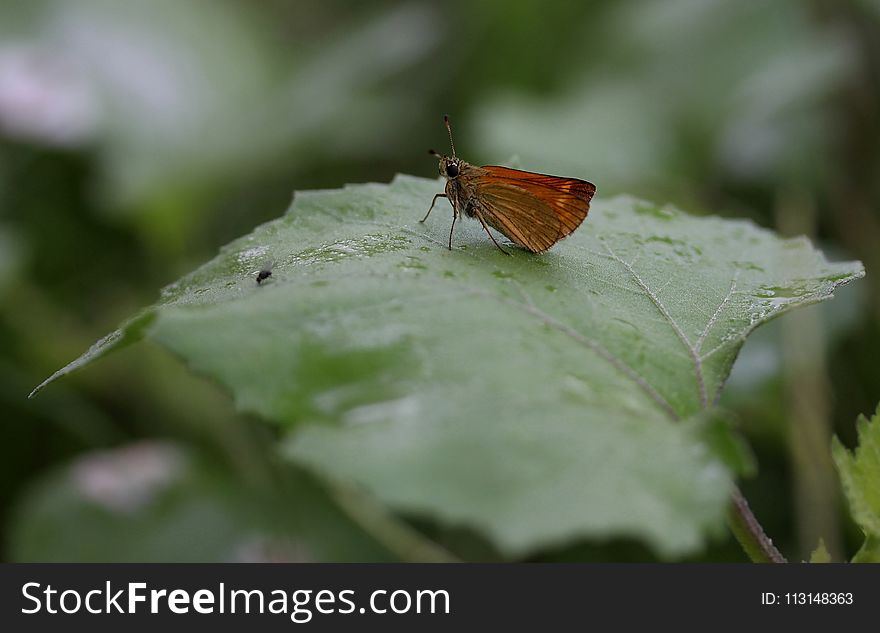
[330, 483, 460, 563]
[728, 487, 787, 563]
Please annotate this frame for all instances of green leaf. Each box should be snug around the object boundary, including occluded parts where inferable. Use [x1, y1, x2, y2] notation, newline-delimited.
[10, 442, 394, 562]
[809, 538, 832, 563]
[832, 404, 880, 561]
[685, 409, 757, 478]
[852, 536, 880, 563]
[34, 174, 863, 558]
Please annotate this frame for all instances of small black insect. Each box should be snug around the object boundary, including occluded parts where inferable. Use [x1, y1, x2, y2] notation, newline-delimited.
[255, 259, 275, 285]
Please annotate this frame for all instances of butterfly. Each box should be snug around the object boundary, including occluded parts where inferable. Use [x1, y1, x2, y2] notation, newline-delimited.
[422, 116, 596, 254]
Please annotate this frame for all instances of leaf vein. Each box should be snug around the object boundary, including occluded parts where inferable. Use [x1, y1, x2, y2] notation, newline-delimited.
[695, 272, 739, 354]
[603, 242, 708, 409]
[489, 286, 680, 421]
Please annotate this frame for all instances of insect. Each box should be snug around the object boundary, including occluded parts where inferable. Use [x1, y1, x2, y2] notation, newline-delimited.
[422, 116, 595, 254]
[255, 260, 275, 285]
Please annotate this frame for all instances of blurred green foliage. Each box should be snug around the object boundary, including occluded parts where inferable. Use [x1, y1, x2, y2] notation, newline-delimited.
[832, 404, 880, 561]
[1, 0, 879, 561]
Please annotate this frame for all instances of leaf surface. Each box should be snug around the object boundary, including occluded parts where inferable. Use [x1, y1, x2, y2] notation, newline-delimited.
[35, 174, 864, 557]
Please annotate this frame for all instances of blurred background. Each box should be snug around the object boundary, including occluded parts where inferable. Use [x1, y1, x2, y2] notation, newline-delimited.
[1, 0, 878, 562]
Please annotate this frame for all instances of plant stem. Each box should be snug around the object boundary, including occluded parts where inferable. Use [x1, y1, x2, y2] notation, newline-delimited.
[728, 487, 787, 563]
[776, 188, 842, 561]
[330, 483, 460, 563]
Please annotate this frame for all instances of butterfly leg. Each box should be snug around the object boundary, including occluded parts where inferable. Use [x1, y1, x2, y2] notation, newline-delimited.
[421, 193, 448, 223]
[474, 212, 511, 256]
[447, 213, 457, 250]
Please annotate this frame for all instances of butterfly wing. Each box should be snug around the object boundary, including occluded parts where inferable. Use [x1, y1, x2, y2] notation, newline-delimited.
[470, 166, 595, 253]
[472, 183, 563, 252]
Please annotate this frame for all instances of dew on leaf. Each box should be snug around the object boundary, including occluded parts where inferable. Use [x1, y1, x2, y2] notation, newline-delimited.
[238, 245, 270, 263]
[291, 234, 410, 265]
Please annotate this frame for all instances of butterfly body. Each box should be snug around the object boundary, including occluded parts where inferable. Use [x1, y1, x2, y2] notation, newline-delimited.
[423, 117, 595, 254]
[439, 158, 481, 220]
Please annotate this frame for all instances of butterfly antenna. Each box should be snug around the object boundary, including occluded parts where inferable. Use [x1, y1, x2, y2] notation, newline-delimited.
[443, 115, 456, 158]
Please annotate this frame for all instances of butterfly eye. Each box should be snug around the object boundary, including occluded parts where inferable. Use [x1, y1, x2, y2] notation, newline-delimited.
[445, 163, 460, 178]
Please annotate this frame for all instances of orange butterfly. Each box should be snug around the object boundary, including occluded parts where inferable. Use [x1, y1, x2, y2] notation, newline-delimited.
[422, 116, 596, 254]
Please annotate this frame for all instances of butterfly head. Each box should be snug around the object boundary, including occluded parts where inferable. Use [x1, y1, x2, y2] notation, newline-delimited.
[429, 150, 462, 180]
[428, 115, 464, 180]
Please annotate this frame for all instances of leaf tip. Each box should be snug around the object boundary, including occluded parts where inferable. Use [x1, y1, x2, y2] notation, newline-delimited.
[27, 382, 46, 400]
[808, 538, 832, 563]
